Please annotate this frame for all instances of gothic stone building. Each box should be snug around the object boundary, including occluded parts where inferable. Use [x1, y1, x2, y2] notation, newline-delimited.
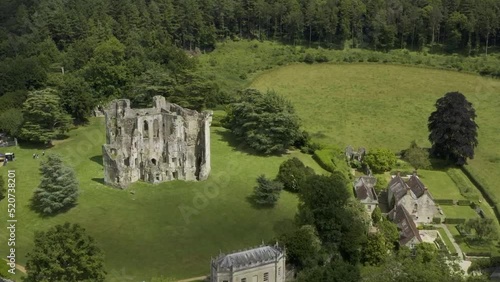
[211, 244, 286, 282]
[102, 96, 212, 188]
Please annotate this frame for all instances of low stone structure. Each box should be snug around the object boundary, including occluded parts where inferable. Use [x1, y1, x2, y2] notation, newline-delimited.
[211, 243, 286, 282]
[102, 96, 212, 189]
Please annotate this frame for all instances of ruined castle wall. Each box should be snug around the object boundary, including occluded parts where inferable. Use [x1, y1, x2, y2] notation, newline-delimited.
[102, 96, 212, 189]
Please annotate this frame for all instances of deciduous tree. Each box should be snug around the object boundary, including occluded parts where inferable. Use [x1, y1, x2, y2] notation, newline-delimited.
[19, 88, 72, 144]
[403, 141, 431, 170]
[364, 148, 397, 173]
[428, 92, 478, 165]
[24, 223, 106, 282]
[276, 157, 315, 193]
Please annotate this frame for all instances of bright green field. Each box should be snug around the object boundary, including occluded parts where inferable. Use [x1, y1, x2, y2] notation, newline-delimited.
[251, 63, 500, 216]
[0, 118, 325, 281]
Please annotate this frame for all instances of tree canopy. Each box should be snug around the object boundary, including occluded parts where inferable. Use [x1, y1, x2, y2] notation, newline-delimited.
[428, 92, 478, 165]
[19, 89, 72, 144]
[276, 157, 315, 193]
[222, 89, 301, 154]
[31, 154, 79, 215]
[24, 222, 106, 282]
[364, 148, 397, 173]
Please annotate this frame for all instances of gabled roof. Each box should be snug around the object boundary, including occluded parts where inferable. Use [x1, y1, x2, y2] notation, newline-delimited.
[407, 173, 426, 198]
[388, 174, 409, 202]
[392, 205, 422, 246]
[354, 176, 378, 201]
[213, 245, 284, 271]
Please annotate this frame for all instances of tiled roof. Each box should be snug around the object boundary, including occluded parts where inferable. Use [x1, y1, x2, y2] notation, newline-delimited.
[407, 174, 426, 198]
[388, 174, 409, 202]
[213, 245, 284, 271]
[392, 205, 422, 245]
[354, 176, 378, 201]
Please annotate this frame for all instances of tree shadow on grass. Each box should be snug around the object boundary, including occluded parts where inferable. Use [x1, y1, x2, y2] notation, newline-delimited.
[429, 158, 454, 171]
[90, 155, 103, 167]
[245, 194, 277, 210]
[213, 128, 285, 157]
[29, 198, 77, 219]
[18, 142, 53, 150]
[273, 219, 296, 237]
[92, 178, 105, 185]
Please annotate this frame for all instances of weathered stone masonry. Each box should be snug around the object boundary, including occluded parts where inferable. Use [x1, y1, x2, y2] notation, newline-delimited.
[102, 96, 212, 189]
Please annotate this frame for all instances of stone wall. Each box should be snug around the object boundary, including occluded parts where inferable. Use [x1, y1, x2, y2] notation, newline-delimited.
[102, 96, 212, 189]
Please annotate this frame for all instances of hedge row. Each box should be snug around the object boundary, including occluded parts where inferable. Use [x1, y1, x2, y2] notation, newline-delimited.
[313, 150, 336, 173]
[444, 218, 467, 224]
[457, 200, 472, 206]
[465, 252, 492, 258]
[434, 199, 454, 205]
[461, 166, 500, 221]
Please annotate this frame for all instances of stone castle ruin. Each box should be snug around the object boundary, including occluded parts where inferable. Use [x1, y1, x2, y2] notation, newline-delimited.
[102, 96, 212, 189]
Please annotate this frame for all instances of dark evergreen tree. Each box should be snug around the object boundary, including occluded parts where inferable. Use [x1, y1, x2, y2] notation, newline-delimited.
[222, 89, 301, 154]
[24, 223, 106, 282]
[428, 92, 478, 165]
[31, 154, 79, 215]
[252, 174, 283, 206]
[276, 157, 315, 193]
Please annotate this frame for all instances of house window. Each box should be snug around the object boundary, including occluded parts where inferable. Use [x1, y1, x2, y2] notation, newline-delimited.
[241, 278, 247, 282]
[263, 273, 269, 282]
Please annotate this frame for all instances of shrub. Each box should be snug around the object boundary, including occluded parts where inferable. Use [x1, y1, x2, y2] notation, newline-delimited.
[432, 217, 442, 224]
[444, 218, 467, 224]
[303, 53, 315, 64]
[457, 200, 471, 206]
[239, 73, 247, 80]
[276, 158, 315, 193]
[364, 148, 397, 173]
[434, 199, 454, 205]
[315, 54, 329, 63]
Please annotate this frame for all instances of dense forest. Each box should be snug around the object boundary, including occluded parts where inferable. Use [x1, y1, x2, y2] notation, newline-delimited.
[1, 0, 500, 140]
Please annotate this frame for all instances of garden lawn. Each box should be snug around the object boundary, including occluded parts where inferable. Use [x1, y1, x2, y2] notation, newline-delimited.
[417, 169, 466, 200]
[0, 118, 326, 281]
[251, 63, 500, 224]
[441, 205, 479, 219]
[436, 227, 456, 254]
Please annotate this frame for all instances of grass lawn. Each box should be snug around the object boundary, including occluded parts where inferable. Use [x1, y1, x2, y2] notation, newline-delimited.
[417, 169, 467, 200]
[441, 205, 479, 219]
[0, 118, 326, 281]
[251, 63, 500, 223]
[436, 227, 456, 254]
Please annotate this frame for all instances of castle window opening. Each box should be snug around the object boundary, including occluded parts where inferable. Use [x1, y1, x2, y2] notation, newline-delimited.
[143, 121, 149, 138]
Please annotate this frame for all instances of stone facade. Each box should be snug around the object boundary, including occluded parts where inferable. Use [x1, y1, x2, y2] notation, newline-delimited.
[211, 244, 286, 282]
[102, 96, 212, 189]
[387, 172, 440, 224]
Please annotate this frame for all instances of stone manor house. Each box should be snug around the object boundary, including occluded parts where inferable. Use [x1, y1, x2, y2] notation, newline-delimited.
[210, 244, 286, 282]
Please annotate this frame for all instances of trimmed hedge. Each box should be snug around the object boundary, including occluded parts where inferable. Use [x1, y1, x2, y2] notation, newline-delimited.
[312, 148, 351, 179]
[435, 199, 454, 205]
[457, 200, 472, 206]
[445, 218, 467, 224]
[432, 217, 442, 224]
[465, 252, 492, 258]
